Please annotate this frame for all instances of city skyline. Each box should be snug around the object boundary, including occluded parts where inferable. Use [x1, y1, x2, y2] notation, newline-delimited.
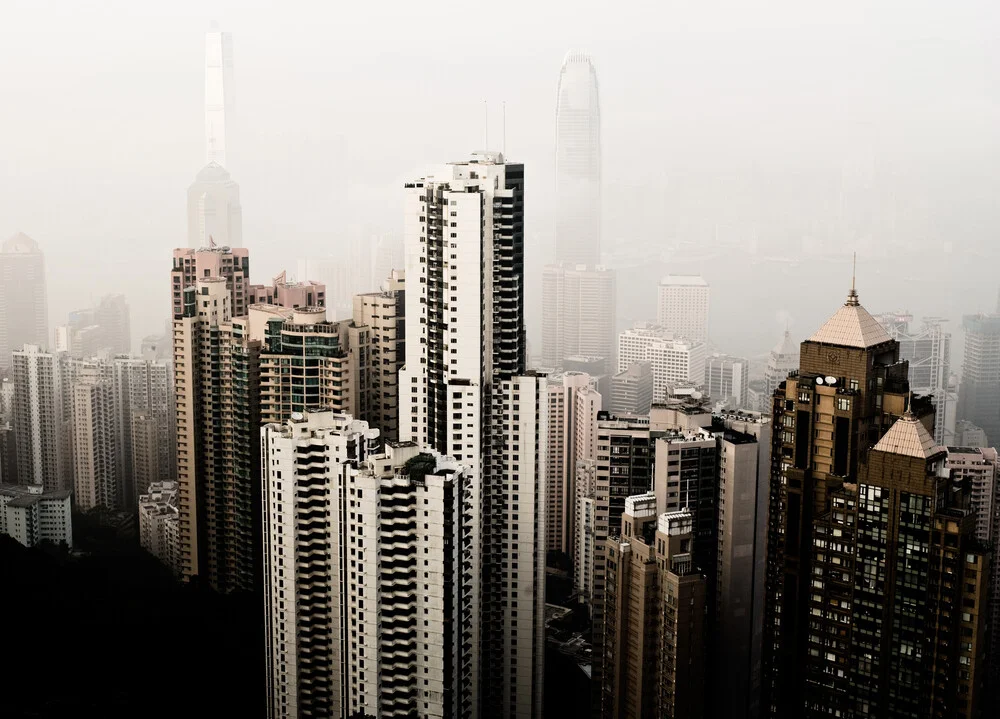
[2, 5, 1000, 719]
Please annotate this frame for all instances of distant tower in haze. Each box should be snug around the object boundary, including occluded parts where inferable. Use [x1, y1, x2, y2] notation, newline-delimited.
[556, 52, 601, 265]
[205, 28, 234, 168]
[186, 163, 243, 249]
[0, 234, 49, 367]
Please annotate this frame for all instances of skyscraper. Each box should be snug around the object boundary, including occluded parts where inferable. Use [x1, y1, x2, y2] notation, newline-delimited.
[57, 294, 132, 358]
[617, 323, 707, 398]
[609, 361, 653, 415]
[704, 352, 749, 409]
[555, 52, 601, 266]
[545, 371, 601, 556]
[762, 284, 916, 717]
[656, 275, 710, 344]
[186, 163, 243, 250]
[959, 312, 1000, 447]
[349, 269, 405, 442]
[261, 413, 476, 719]
[600, 500, 706, 719]
[875, 311, 957, 444]
[113, 357, 174, 507]
[70, 367, 119, 511]
[541, 263, 616, 373]
[171, 247, 332, 592]
[762, 329, 799, 407]
[205, 28, 234, 168]
[11, 345, 67, 492]
[0, 234, 49, 368]
[800, 415, 990, 718]
[399, 152, 546, 718]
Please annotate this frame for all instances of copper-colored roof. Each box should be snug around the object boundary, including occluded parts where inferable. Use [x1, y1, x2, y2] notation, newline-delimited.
[809, 290, 892, 349]
[873, 414, 938, 459]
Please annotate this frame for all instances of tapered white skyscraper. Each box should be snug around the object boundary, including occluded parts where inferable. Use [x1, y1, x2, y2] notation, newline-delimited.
[205, 29, 234, 168]
[555, 52, 601, 265]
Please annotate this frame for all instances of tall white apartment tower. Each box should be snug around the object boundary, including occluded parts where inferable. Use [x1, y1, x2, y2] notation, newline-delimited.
[555, 52, 601, 266]
[261, 412, 479, 719]
[71, 367, 119, 511]
[656, 275, 710, 343]
[11, 345, 67, 491]
[205, 29, 235, 168]
[399, 152, 545, 718]
[545, 371, 601, 556]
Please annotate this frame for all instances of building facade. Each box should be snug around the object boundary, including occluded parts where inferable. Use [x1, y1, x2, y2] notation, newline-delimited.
[617, 324, 706, 399]
[398, 152, 545, 718]
[704, 353, 749, 409]
[71, 367, 119, 511]
[0, 233, 48, 369]
[656, 275, 709, 344]
[876, 311, 957, 444]
[541, 263, 616, 373]
[609, 361, 653, 416]
[138, 481, 179, 574]
[11, 345, 67, 492]
[762, 285, 918, 718]
[600, 499, 706, 719]
[959, 313, 1000, 447]
[545, 371, 601, 557]
[0, 483, 72, 548]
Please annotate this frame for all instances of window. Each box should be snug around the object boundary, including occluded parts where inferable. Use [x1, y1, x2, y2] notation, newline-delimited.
[836, 397, 851, 411]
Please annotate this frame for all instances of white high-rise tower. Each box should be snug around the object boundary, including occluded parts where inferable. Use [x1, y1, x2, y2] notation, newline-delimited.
[555, 52, 601, 266]
[205, 29, 235, 168]
[400, 152, 546, 718]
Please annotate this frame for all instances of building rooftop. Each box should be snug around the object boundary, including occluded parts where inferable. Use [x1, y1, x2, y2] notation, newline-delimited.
[659, 275, 708, 287]
[2, 232, 41, 254]
[872, 413, 938, 459]
[809, 288, 892, 349]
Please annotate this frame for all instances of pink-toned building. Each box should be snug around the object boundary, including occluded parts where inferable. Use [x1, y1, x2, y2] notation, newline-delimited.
[171, 248, 325, 322]
[249, 270, 325, 309]
[171, 246, 250, 319]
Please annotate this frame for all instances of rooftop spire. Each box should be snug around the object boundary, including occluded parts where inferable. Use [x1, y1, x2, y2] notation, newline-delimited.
[846, 252, 859, 306]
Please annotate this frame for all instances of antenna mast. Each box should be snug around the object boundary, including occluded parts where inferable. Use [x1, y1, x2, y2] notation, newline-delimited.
[502, 101, 506, 155]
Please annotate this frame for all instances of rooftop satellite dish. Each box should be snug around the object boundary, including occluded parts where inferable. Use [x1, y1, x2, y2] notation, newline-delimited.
[691, 391, 703, 400]
[815, 377, 824, 385]
[825, 376, 838, 385]
[291, 412, 304, 421]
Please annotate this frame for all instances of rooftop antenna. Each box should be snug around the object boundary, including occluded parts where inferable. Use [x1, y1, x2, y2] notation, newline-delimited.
[846, 251, 859, 306]
[484, 100, 489, 150]
[502, 101, 507, 155]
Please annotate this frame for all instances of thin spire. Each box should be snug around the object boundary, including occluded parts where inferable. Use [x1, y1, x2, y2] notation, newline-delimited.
[846, 251, 859, 306]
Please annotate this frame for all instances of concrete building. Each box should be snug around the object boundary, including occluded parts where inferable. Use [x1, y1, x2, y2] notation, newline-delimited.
[138, 481, 179, 574]
[609, 361, 653, 416]
[112, 357, 174, 507]
[959, 313, 1000, 446]
[0, 378, 17, 485]
[11, 345, 68, 492]
[545, 371, 601, 557]
[704, 352, 749, 409]
[556, 52, 601, 266]
[349, 269, 405, 442]
[762, 329, 799, 406]
[956, 419, 989, 448]
[945, 446, 1000, 687]
[171, 245, 250, 319]
[563, 355, 610, 397]
[875, 311, 957, 444]
[600, 500, 705, 719]
[617, 323, 706, 399]
[656, 275, 709, 344]
[762, 284, 920, 717]
[71, 367, 119, 511]
[0, 483, 72, 548]
[541, 263, 616, 373]
[248, 270, 325, 309]
[56, 294, 131, 358]
[0, 233, 48, 368]
[399, 152, 545, 718]
[801, 416, 990, 718]
[261, 412, 476, 719]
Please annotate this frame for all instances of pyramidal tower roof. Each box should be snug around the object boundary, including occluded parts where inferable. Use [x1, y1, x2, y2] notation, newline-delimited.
[872, 412, 938, 459]
[809, 265, 893, 349]
[771, 329, 798, 356]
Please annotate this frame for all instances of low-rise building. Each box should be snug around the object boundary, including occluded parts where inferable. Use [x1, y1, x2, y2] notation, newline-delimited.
[138, 482, 179, 574]
[0, 483, 73, 549]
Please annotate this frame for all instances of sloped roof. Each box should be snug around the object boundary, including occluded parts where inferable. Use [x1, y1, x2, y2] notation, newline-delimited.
[809, 290, 893, 349]
[2, 232, 40, 254]
[771, 329, 798, 357]
[873, 414, 938, 459]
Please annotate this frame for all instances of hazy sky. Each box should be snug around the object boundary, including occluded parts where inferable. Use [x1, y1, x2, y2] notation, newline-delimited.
[2, 1, 999, 356]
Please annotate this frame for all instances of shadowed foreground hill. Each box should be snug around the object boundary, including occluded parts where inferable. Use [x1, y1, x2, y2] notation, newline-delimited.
[0, 535, 262, 718]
